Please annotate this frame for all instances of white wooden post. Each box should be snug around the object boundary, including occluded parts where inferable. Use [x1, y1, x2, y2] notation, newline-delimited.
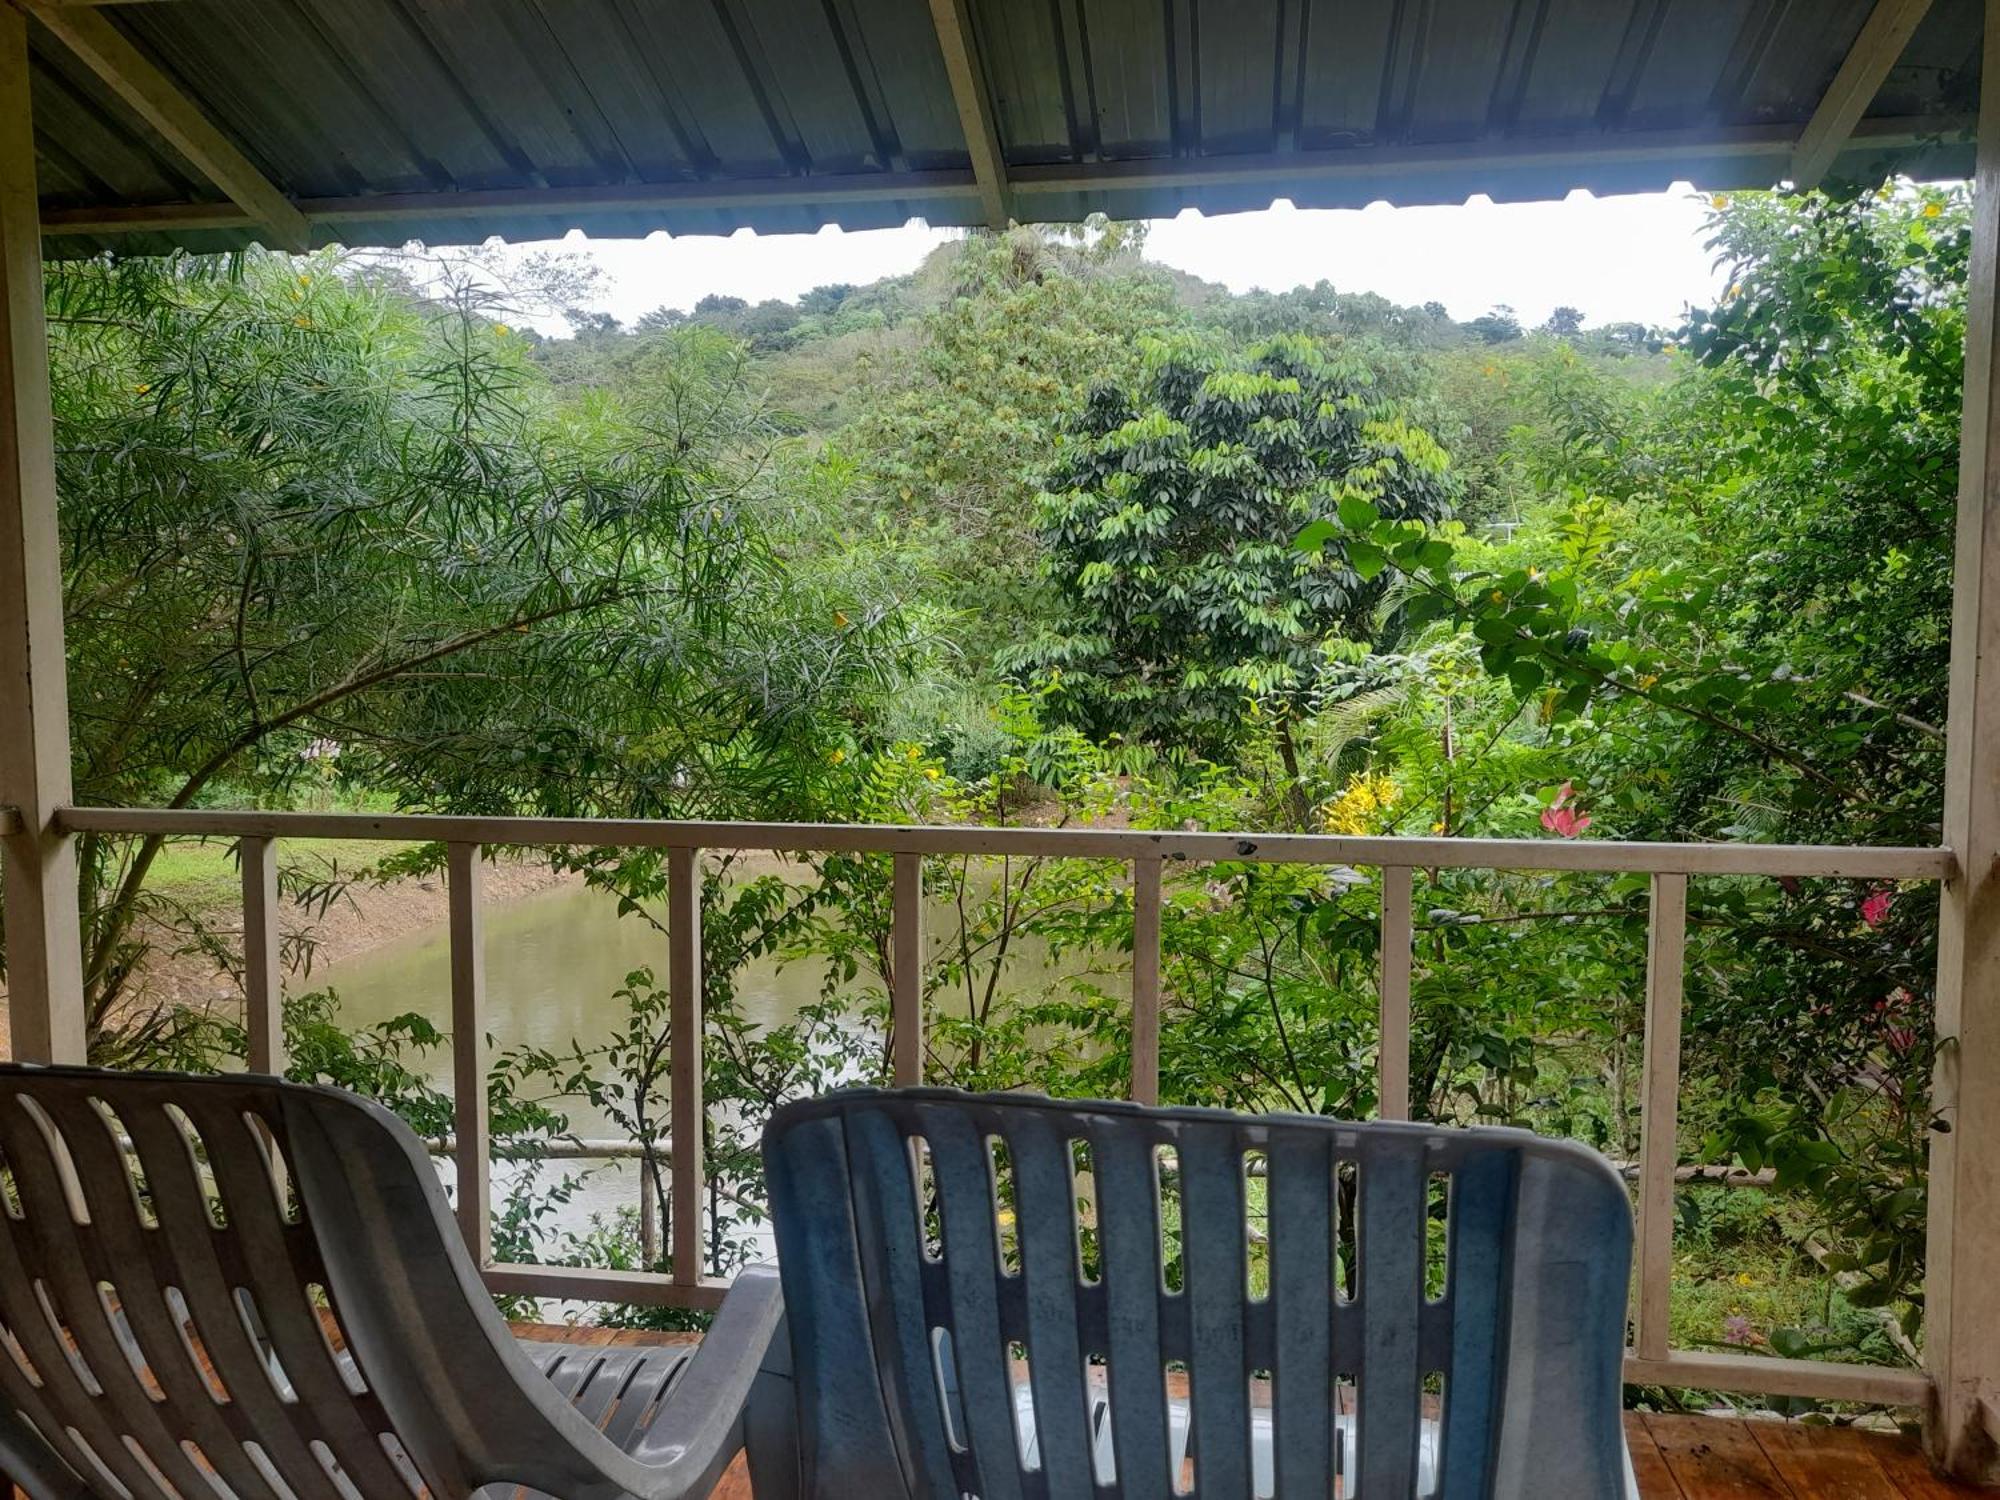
[668, 846, 704, 1285]
[1377, 865, 1413, 1121]
[449, 843, 490, 1263]
[1634, 873, 1686, 1364]
[240, 835, 284, 1074]
[1130, 855, 1162, 1105]
[0, 12, 83, 1064]
[891, 850, 925, 1086]
[1929, 2, 2000, 1472]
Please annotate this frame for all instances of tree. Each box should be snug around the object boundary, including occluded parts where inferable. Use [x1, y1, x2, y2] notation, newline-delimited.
[1541, 305, 1585, 337]
[28, 253, 904, 1055]
[1466, 304, 1522, 344]
[1008, 336, 1457, 789]
[844, 226, 1184, 651]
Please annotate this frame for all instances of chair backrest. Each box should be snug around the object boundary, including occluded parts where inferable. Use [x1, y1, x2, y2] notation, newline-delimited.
[0, 1064, 654, 1500]
[763, 1088, 1632, 1500]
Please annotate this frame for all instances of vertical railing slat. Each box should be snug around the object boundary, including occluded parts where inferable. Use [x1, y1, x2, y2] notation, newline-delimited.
[669, 845, 704, 1285]
[448, 841, 489, 1264]
[1378, 864, 1413, 1121]
[1130, 855, 1163, 1105]
[891, 850, 924, 1086]
[1636, 870, 1688, 1361]
[239, 834, 284, 1075]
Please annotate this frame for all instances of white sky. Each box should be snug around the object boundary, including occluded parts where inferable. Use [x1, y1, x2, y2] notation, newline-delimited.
[517, 184, 1727, 335]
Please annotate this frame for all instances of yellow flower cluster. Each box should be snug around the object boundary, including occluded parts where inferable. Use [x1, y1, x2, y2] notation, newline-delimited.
[1321, 772, 1401, 836]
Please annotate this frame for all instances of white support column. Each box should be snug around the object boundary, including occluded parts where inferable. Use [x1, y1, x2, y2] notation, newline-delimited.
[0, 11, 83, 1064]
[1928, 1, 2000, 1474]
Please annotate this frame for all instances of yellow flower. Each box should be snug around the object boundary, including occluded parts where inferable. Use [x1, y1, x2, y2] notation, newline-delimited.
[906, 747, 920, 761]
[1923, 202, 1943, 219]
[829, 748, 846, 764]
[292, 316, 311, 328]
[924, 767, 941, 781]
[1430, 820, 1446, 834]
[833, 610, 849, 629]
[1725, 282, 1742, 299]
[1710, 194, 1730, 210]
[131, 382, 151, 396]
[1322, 772, 1401, 836]
[494, 322, 511, 336]
[1734, 1272, 1755, 1287]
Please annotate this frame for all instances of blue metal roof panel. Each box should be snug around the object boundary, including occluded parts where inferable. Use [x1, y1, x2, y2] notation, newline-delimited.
[28, 0, 1983, 256]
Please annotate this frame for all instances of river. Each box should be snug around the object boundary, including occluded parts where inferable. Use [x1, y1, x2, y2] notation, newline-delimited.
[325, 876, 839, 1256]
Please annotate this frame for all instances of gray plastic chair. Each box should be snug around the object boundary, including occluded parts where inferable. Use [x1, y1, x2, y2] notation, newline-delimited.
[0, 1063, 786, 1500]
[762, 1088, 1636, 1499]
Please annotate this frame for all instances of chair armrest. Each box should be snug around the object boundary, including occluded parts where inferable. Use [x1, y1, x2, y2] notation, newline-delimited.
[625, 1264, 788, 1500]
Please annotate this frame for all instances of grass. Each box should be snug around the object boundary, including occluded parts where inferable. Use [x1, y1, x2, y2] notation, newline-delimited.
[144, 836, 414, 914]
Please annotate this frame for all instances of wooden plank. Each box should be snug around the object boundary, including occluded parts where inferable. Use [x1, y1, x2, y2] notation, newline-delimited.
[1928, 0, 2000, 1480]
[23, 2, 308, 250]
[50, 807, 1959, 881]
[0, 11, 85, 1065]
[1378, 864, 1413, 1120]
[1005, 116, 1963, 195]
[1747, 1419, 1903, 1499]
[449, 842, 489, 1263]
[891, 851, 924, 1086]
[1642, 1413, 1794, 1499]
[34, 117, 1967, 243]
[1627, 1413, 1689, 1499]
[668, 846, 704, 1286]
[1791, 0, 1934, 190]
[39, 169, 982, 238]
[1130, 855, 1162, 1104]
[1842, 1426, 1991, 1498]
[239, 834, 283, 1074]
[1635, 872, 1688, 1361]
[1624, 1352, 1932, 1408]
[923, 0, 1010, 227]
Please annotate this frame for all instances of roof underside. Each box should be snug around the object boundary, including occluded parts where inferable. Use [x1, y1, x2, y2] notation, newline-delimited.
[30, 0, 1986, 256]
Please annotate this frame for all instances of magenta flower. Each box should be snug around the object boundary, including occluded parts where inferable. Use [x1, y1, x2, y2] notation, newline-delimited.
[1722, 1315, 1753, 1347]
[1861, 889, 1893, 928]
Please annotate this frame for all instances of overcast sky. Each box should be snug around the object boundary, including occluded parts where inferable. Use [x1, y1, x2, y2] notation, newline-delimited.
[516, 185, 1728, 335]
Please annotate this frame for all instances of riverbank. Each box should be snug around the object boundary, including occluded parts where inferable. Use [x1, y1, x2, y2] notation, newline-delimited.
[0, 850, 579, 1056]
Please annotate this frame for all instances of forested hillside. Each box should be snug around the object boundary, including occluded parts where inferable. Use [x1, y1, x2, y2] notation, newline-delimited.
[15, 189, 1960, 1382]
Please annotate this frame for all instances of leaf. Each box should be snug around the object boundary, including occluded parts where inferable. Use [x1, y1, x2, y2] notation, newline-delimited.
[1337, 494, 1380, 531]
[1292, 518, 1337, 554]
[1348, 540, 1387, 580]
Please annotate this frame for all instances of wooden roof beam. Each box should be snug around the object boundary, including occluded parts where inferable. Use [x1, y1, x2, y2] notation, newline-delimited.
[20, 0, 309, 249]
[925, 0, 1010, 229]
[1790, 0, 1933, 191]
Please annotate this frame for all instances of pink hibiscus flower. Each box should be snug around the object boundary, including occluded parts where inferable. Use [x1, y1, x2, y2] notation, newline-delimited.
[1540, 781, 1593, 839]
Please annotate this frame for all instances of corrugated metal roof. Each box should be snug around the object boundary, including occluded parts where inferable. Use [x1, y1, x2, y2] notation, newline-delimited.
[28, 0, 1984, 255]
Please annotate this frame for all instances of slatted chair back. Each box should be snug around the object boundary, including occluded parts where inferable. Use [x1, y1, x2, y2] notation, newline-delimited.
[0, 1064, 675, 1500]
[764, 1088, 1633, 1499]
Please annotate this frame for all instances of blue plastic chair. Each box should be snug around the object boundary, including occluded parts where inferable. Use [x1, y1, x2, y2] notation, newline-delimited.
[763, 1087, 1636, 1498]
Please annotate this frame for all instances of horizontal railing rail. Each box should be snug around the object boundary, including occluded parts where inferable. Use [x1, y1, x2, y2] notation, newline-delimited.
[43, 803, 1950, 1408]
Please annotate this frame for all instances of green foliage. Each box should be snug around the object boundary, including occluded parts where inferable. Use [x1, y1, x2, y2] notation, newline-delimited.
[33, 251, 906, 1053]
[1010, 336, 1457, 771]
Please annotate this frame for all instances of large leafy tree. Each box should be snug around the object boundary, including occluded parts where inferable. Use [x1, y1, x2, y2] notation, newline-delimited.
[1330, 186, 1965, 1328]
[845, 223, 1183, 647]
[1010, 336, 1457, 780]
[28, 253, 902, 1052]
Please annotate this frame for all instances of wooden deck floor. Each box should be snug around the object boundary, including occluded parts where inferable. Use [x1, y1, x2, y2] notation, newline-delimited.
[513, 1323, 1982, 1499]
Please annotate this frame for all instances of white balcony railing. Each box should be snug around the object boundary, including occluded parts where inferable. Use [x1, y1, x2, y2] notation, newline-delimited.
[49, 806, 1956, 1410]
